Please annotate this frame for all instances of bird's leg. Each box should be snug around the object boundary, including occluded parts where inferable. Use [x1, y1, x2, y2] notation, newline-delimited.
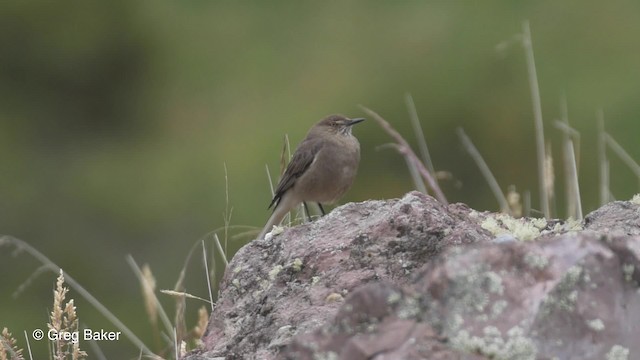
[317, 203, 326, 216]
[302, 202, 313, 222]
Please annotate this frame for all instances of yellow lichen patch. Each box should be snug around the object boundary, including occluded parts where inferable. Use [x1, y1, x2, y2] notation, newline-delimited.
[481, 214, 546, 241]
[325, 293, 344, 303]
[291, 258, 303, 272]
[268, 265, 283, 281]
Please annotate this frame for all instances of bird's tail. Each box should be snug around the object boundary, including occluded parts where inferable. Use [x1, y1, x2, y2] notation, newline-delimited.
[257, 194, 298, 239]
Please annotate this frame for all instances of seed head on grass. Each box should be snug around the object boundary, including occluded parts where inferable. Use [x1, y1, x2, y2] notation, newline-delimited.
[0, 327, 24, 360]
[48, 270, 87, 360]
[141, 264, 158, 327]
[192, 306, 209, 345]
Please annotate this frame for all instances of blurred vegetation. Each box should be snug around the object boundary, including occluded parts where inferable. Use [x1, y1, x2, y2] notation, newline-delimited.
[1, 1, 639, 357]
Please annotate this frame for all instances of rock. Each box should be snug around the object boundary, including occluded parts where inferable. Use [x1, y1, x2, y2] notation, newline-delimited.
[186, 192, 640, 360]
[584, 200, 640, 235]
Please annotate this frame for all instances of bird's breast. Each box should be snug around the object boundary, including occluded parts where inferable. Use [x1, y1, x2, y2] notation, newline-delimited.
[295, 138, 360, 203]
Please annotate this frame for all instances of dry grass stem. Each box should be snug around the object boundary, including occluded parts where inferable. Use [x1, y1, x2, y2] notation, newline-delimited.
[405, 93, 436, 175]
[126, 256, 174, 340]
[278, 134, 297, 224]
[138, 263, 163, 353]
[223, 162, 232, 258]
[507, 186, 523, 218]
[22, 331, 32, 360]
[213, 234, 229, 267]
[265, 164, 275, 197]
[202, 241, 215, 312]
[377, 142, 427, 194]
[141, 265, 158, 326]
[360, 105, 448, 204]
[457, 127, 509, 213]
[160, 290, 212, 304]
[192, 306, 209, 343]
[544, 143, 555, 216]
[522, 20, 550, 218]
[173, 295, 186, 355]
[524, 190, 532, 217]
[556, 96, 583, 219]
[402, 98, 429, 193]
[597, 109, 609, 205]
[605, 134, 640, 179]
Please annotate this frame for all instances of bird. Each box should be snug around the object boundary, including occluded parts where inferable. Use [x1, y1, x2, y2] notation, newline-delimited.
[257, 114, 365, 239]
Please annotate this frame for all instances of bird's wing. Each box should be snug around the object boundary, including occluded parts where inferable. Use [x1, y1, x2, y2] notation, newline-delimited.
[268, 137, 324, 210]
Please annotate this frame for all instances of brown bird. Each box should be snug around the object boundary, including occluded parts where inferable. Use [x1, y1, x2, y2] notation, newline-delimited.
[258, 114, 365, 239]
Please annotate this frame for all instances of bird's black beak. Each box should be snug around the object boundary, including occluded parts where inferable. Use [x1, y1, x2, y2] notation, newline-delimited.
[347, 118, 365, 126]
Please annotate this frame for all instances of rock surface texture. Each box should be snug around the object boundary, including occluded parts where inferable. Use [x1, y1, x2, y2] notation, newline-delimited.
[186, 192, 640, 360]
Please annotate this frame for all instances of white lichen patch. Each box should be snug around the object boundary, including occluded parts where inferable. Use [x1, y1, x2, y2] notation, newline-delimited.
[491, 300, 508, 318]
[268, 265, 283, 280]
[586, 318, 605, 332]
[450, 326, 537, 360]
[448, 313, 465, 332]
[396, 296, 420, 319]
[481, 214, 545, 241]
[387, 291, 402, 304]
[606, 345, 629, 360]
[314, 351, 339, 360]
[524, 252, 549, 270]
[258, 279, 271, 292]
[622, 264, 635, 282]
[566, 265, 583, 283]
[485, 272, 504, 295]
[450, 266, 507, 314]
[541, 265, 584, 314]
[630, 193, 640, 205]
[311, 276, 320, 286]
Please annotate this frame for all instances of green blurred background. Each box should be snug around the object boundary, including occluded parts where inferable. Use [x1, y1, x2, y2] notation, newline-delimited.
[1, 1, 639, 357]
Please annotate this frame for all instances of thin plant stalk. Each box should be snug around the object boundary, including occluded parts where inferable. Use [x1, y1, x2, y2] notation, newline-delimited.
[223, 163, 232, 258]
[597, 109, 609, 205]
[360, 105, 448, 204]
[212, 233, 229, 268]
[555, 97, 582, 219]
[522, 20, 550, 218]
[126, 256, 174, 340]
[605, 134, 640, 179]
[404, 155, 427, 194]
[23, 331, 33, 360]
[405, 93, 436, 174]
[457, 128, 510, 213]
[202, 241, 214, 312]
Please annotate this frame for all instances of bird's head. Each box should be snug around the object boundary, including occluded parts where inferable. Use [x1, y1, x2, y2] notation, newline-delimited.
[315, 114, 365, 136]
